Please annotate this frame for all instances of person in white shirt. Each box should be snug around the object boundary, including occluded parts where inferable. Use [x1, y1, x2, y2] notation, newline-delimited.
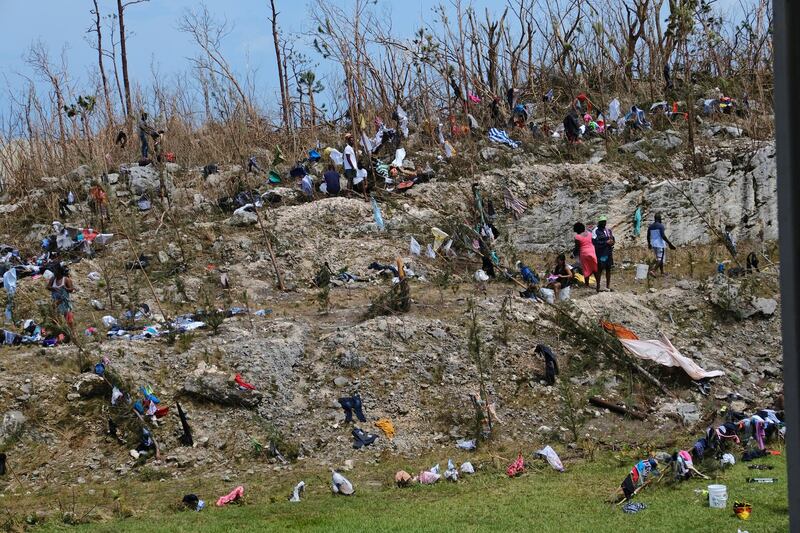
[343, 134, 358, 190]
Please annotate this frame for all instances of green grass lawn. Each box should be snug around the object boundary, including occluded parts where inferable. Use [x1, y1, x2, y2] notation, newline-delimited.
[27, 450, 788, 533]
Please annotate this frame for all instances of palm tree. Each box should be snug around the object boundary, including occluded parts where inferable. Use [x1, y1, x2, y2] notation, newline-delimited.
[297, 71, 324, 133]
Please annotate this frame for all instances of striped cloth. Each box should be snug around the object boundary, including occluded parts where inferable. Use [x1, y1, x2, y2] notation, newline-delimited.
[488, 128, 520, 148]
[503, 188, 527, 219]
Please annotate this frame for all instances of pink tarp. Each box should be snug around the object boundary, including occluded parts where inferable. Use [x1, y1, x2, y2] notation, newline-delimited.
[619, 335, 724, 380]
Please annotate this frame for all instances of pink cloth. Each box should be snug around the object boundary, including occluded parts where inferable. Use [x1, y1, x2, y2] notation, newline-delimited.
[574, 232, 597, 278]
[468, 92, 481, 103]
[755, 420, 766, 450]
[216, 486, 244, 506]
[418, 471, 440, 484]
[619, 335, 725, 381]
[678, 450, 692, 464]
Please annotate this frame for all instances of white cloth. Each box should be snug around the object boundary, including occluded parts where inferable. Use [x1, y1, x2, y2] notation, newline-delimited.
[353, 168, 367, 185]
[290, 481, 305, 502]
[619, 335, 724, 380]
[329, 149, 344, 167]
[391, 148, 406, 168]
[94, 234, 114, 246]
[331, 471, 354, 495]
[343, 145, 358, 170]
[608, 98, 621, 122]
[3, 267, 17, 296]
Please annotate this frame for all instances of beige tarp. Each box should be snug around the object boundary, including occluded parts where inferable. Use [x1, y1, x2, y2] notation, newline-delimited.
[619, 334, 725, 380]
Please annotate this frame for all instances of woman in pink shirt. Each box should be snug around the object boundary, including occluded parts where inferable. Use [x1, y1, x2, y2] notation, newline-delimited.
[573, 222, 597, 287]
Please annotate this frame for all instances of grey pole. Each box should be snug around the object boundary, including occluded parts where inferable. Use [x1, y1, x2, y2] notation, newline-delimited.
[774, 1, 800, 531]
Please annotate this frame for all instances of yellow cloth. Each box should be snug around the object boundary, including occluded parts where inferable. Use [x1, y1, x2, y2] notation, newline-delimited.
[374, 418, 395, 440]
[573, 272, 596, 285]
[431, 227, 449, 251]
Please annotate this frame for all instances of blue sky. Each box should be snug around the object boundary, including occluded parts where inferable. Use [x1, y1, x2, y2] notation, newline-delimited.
[0, 0, 746, 121]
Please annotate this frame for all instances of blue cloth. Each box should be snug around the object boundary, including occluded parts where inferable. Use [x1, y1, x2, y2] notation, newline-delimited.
[520, 265, 538, 285]
[633, 207, 642, 236]
[488, 128, 520, 149]
[647, 222, 666, 248]
[371, 196, 385, 231]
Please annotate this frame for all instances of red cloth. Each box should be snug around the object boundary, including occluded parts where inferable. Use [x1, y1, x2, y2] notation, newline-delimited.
[506, 454, 525, 477]
[216, 486, 244, 506]
[235, 374, 255, 390]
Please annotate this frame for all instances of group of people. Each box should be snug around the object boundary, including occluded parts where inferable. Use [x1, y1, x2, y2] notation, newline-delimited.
[295, 133, 428, 200]
[570, 212, 676, 293]
[521, 212, 676, 300]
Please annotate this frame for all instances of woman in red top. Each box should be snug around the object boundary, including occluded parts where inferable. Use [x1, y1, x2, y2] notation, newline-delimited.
[573, 222, 597, 287]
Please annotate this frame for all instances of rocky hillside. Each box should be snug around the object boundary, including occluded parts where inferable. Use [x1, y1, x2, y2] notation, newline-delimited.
[0, 124, 782, 494]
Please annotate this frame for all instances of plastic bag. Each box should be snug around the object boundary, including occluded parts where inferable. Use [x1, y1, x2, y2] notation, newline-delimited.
[474, 269, 489, 282]
[536, 445, 565, 472]
[608, 98, 621, 122]
[431, 227, 448, 251]
[396, 105, 409, 137]
[539, 287, 555, 304]
[102, 315, 118, 328]
[371, 197, 385, 231]
[426, 244, 436, 259]
[410, 237, 421, 255]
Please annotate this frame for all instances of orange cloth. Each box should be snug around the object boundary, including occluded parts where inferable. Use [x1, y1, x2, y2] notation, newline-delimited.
[374, 418, 395, 440]
[600, 321, 639, 340]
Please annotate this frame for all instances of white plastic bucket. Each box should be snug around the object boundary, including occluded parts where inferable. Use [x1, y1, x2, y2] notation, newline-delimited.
[635, 264, 649, 280]
[708, 484, 728, 508]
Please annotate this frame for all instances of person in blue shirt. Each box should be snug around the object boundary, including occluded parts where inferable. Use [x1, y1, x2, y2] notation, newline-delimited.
[323, 165, 341, 196]
[647, 213, 676, 276]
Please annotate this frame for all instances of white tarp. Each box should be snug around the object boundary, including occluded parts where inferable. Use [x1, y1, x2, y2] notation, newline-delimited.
[619, 334, 724, 380]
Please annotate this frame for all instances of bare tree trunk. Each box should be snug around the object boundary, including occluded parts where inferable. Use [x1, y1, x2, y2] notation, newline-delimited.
[117, 0, 132, 118]
[107, 16, 126, 114]
[92, 0, 114, 126]
[269, 0, 291, 131]
[684, 39, 697, 173]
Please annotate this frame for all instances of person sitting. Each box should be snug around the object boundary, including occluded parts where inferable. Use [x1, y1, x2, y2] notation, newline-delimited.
[300, 174, 314, 200]
[323, 166, 341, 196]
[547, 253, 574, 300]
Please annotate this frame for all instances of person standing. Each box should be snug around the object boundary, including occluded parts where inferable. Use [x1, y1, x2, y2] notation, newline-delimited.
[647, 213, 676, 276]
[592, 215, 615, 292]
[573, 222, 597, 288]
[48, 263, 75, 328]
[343, 134, 358, 190]
[138, 111, 153, 159]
